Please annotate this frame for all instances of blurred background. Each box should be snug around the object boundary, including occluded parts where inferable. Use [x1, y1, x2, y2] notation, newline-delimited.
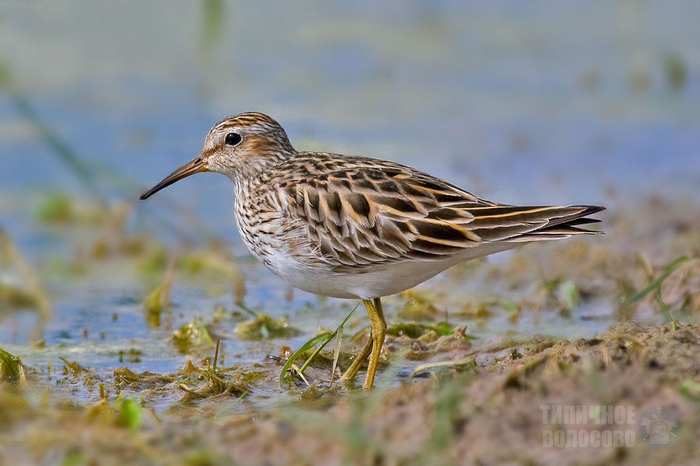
[1, 0, 699, 412]
[3, 1, 698, 204]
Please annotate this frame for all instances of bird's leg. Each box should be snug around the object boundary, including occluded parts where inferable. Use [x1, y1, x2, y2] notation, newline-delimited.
[362, 297, 387, 390]
[340, 329, 373, 382]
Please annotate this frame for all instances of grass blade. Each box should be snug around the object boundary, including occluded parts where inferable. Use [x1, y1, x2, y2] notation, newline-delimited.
[329, 324, 343, 388]
[279, 302, 360, 388]
[297, 303, 360, 373]
[628, 255, 689, 304]
[279, 332, 332, 388]
[12, 95, 105, 204]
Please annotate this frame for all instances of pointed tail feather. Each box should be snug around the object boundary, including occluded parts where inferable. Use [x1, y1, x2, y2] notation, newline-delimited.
[467, 205, 605, 243]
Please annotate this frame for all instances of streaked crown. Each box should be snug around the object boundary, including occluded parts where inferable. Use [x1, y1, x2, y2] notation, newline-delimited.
[203, 112, 296, 179]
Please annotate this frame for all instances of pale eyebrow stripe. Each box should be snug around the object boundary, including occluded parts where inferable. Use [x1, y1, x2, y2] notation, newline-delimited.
[213, 122, 270, 134]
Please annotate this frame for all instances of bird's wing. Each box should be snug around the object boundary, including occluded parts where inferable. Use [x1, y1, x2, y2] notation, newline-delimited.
[278, 154, 603, 270]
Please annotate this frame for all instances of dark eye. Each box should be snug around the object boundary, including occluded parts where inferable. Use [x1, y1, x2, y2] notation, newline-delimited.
[225, 132, 242, 146]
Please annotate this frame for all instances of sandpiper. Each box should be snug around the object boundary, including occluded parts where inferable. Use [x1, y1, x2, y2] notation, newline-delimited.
[140, 112, 604, 389]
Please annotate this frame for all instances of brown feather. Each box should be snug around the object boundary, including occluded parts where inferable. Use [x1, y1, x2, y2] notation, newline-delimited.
[273, 152, 604, 271]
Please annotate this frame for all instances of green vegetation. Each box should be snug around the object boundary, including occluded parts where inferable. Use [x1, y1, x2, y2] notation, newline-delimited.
[233, 312, 301, 340]
[172, 318, 215, 353]
[0, 347, 28, 385]
[279, 303, 358, 387]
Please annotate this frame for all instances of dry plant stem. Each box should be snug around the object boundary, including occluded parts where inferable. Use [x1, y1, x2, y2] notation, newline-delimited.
[213, 337, 221, 371]
[0, 229, 51, 323]
[290, 364, 310, 387]
[329, 325, 344, 388]
[164, 246, 179, 285]
[94, 201, 132, 248]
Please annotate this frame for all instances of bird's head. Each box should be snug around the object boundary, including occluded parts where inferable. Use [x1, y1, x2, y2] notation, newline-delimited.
[140, 112, 295, 200]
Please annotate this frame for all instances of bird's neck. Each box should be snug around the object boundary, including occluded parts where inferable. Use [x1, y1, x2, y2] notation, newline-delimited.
[229, 150, 292, 198]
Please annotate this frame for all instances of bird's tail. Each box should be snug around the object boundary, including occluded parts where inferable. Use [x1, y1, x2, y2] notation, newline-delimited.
[464, 205, 605, 243]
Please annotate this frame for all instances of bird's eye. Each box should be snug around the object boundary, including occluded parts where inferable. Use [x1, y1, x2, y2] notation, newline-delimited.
[225, 132, 242, 146]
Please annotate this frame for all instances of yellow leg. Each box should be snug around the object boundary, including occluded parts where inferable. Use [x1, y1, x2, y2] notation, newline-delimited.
[339, 329, 373, 382]
[362, 297, 386, 390]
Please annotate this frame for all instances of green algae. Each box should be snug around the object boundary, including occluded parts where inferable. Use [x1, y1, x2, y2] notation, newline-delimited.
[679, 379, 700, 402]
[34, 192, 106, 226]
[0, 228, 51, 325]
[0, 347, 28, 385]
[142, 251, 177, 327]
[0, 282, 40, 310]
[113, 367, 176, 388]
[386, 321, 457, 339]
[58, 357, 100, 388]
[35, 192, 73, 224]
[59, 357, 88, 376]
[117, 348, 143, 364]
[179, 362, 249, 401]
[172, 318, 215, 353]
[233, 313, 301, 341]
[663, 51, 688, 91]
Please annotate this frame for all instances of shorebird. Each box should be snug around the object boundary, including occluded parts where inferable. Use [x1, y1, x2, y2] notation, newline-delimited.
[140, 112, 604, 389]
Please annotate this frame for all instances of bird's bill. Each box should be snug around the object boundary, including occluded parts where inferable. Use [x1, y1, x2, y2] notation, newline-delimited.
[139, 156, 208, 200]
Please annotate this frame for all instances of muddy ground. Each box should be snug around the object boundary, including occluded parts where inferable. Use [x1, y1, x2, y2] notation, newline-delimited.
[1, 196, 700, 465]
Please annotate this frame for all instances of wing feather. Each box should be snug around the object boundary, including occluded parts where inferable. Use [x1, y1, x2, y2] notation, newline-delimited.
[276, 153, 603, 270]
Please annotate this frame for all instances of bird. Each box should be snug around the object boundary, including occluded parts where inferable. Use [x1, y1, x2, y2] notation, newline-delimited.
[140, 112, 604, 390]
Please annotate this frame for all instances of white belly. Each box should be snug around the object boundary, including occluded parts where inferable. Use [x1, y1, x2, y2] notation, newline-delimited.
[268, 241, 521, 299]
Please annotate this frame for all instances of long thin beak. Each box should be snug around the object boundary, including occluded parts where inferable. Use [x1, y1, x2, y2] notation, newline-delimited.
[140, 156, 208, 200]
